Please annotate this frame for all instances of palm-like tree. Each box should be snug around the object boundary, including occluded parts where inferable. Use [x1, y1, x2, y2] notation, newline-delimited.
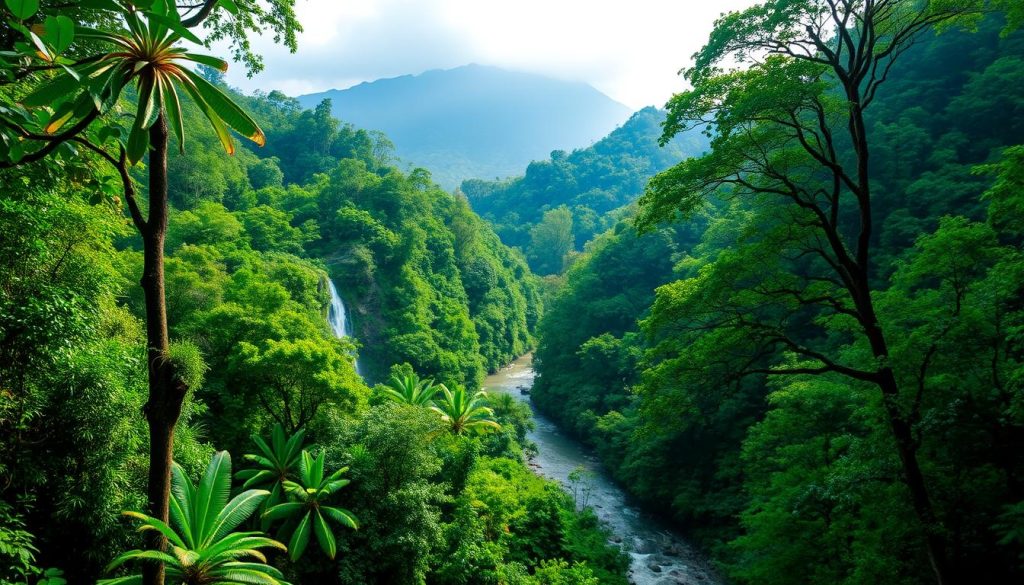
[262, 451, 358, 561]
[380, 373, 442, 406]
[99, 452, 288, 585]
[22, 1, 265, 164]
[236, 424, 306, 510]
[2, 4, 273, 584]
[430, 387, 502, 435]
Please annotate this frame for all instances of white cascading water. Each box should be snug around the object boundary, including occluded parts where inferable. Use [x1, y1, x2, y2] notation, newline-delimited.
[327, 279, 361, 376]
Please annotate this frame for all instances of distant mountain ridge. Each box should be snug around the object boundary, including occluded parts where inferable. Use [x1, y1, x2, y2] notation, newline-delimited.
[297, 64, 633, 188]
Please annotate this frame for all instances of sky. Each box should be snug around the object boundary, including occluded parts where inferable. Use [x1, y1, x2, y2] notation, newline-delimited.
[222, 0, 760, 110]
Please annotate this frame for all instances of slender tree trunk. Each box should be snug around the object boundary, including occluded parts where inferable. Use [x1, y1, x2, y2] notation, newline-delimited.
[854, 272, 952, 585]
[842, 88, 953, 585]
[140, 114, 187, 585]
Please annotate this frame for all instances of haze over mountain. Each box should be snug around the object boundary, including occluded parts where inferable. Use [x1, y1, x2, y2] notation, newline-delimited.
[297, 64, 633, 188]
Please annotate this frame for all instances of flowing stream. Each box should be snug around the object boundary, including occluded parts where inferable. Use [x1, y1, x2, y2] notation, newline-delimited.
[484, 355, 722, 585]
[327, 279, 361, 376]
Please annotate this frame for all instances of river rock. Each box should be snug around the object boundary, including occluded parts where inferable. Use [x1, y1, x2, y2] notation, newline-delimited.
[667, 542, 687, 556]
[647, 562, 663, 573]
[634, 538, 659, 554]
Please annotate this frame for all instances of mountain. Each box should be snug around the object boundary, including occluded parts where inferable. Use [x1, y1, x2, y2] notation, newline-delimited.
[297, 64, 633, 188]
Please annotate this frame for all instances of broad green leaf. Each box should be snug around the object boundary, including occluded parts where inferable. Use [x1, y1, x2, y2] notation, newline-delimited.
[207, 489, 269, 544]
[135, 77, 158, 131]
[195, 451, 233, 543]
[168, 486, 195, 550]
[22, 71, 79, 107]
[287, 512, 311, 561]
[156, 75, 184, 153]
[125, 118, 148, 165]
[311, 510, 337, 559]
[176, 76, 235, 154]
[147, 13, 202, 45]
[261, 502, 303, 522]
[180, 67, 265, 146]
[184, 52, 228, 72]
[321, 505, 359, 529]
[38, 15, 74, 54]
[5, 0, 39, 20]
[122, 511, 188, 549]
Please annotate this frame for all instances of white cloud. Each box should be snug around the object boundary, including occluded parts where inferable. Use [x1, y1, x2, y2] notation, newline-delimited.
[223, 0, 760, 109]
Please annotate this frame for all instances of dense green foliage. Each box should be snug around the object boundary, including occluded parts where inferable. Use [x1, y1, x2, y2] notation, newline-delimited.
[533, 7, 1024, 585]
[159, 87, 542, 390]
[0, 3, 619, 581]
[7, 1, 1024, 584]
[463, 107, 707, 274]
[99, 452, 288, 585]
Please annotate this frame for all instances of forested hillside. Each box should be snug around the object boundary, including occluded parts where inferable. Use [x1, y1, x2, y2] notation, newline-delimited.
[463, 107, 707, 274]
[4, 1, 1024, 585]
[532, 8, 1024, 585]
[0, 2, 624, 584]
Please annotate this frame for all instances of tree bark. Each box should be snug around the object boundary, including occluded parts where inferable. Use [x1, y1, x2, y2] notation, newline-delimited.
[140, 114, 187, 585]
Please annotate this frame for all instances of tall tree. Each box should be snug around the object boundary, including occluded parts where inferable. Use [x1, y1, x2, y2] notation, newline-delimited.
[637, 2, 996, 583]
[0, 2, 298, 584]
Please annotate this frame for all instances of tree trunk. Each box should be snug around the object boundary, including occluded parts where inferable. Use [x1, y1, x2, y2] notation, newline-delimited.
[857, 289, 952, 585]
[140, 114, 187, 585]
[843, 87, 954, 585]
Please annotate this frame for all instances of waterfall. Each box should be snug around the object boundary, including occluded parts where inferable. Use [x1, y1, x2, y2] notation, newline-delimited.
[327, 279, 361, 376]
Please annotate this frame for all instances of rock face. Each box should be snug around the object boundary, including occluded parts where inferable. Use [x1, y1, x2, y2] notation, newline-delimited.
[297, 64, 632, 189]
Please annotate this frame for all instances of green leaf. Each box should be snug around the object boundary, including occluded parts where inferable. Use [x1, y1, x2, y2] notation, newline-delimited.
[261, 502, 303, 522]
[207, 489, 268, 544]
[122, 511, 188, 549]
[184, 52, 228, 72]
[287, 512, 311, 561]
[125, 119, 148, 165]
[195, 451, 233, 543]
[179, 67, 265, 146]
[176, 76, 235, 154]
[40, 15, 74, 54]
[104, 549, 178, 572]
[134, 76, 158, 131]
[146, 13, 202, 45]
[5, 0, 39, 20]
[320, 506, 358, 530]
[311, 510, 337, 559]
[168, 484, 195, 550]
[21, 59, 110, 107]
[157, 75, 184, 153]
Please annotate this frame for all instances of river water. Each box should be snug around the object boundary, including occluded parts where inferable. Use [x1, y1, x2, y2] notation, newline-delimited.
[484, 355, 722, 585]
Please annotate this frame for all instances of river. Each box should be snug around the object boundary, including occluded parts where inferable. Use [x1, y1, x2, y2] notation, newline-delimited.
[484, 355, 722, 585]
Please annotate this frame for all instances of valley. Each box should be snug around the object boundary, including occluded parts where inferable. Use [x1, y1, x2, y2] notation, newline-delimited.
[2, 2, 1023, 585]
